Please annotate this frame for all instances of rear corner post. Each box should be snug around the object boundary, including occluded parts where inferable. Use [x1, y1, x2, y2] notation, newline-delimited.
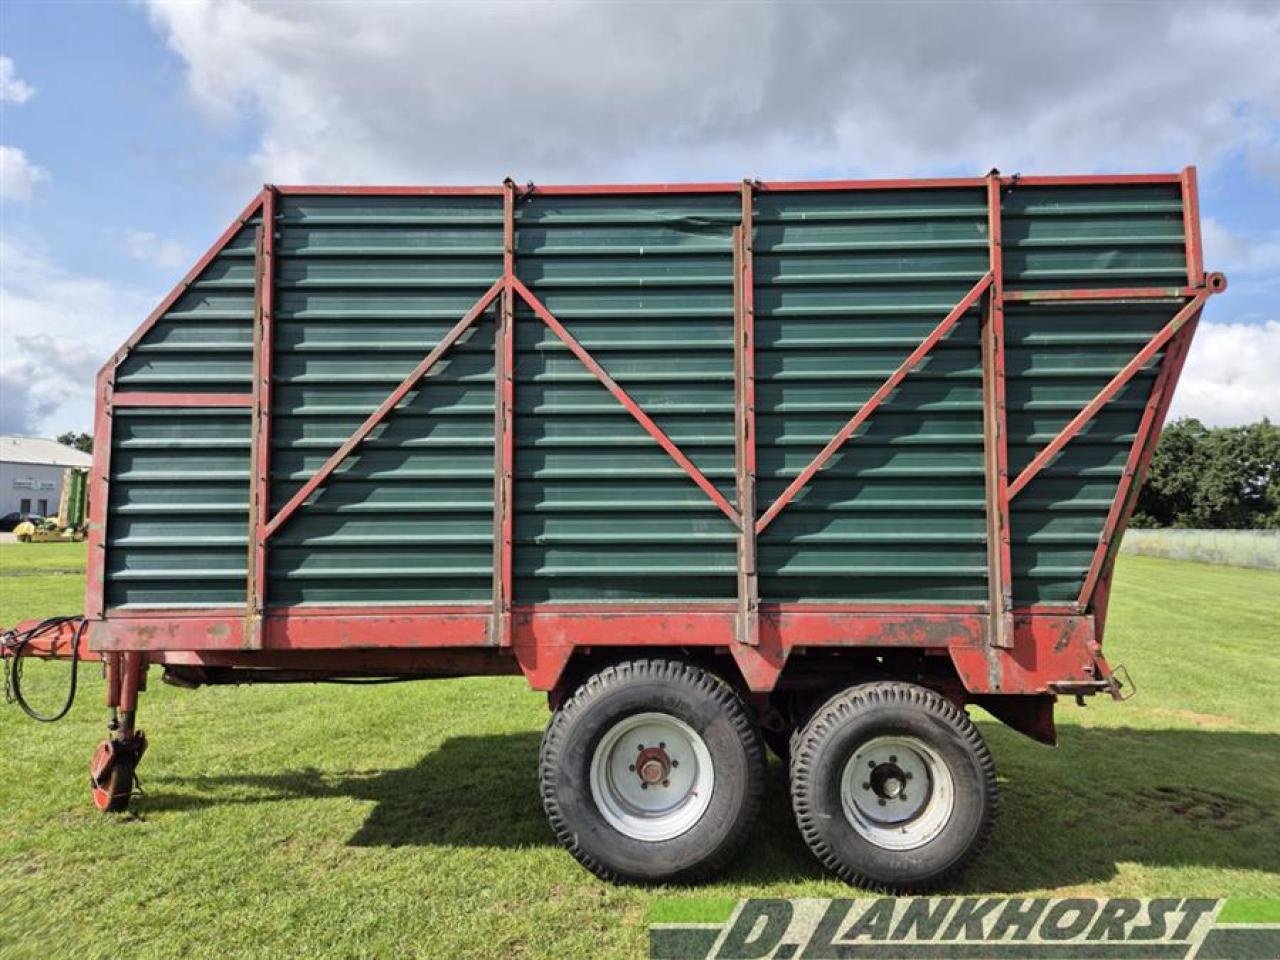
[1180, 165, 1205, 286]
[85, 364, 115, 623]
[245, 185, 277, 650]
[492, 179, 518, 646]
[982, 173, 1014, 649]
[734, 180, 760, 646]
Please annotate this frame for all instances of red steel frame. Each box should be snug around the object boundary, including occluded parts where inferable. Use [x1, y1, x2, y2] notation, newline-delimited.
[492, 180, 518, 647]
[246, 187, 277, 649]
[76, 169, 1224, 699]
[982, 173, 1014, 650]
[733, 181, 760, 646]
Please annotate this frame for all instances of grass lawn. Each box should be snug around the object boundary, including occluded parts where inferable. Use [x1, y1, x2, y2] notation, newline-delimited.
[0, 541, 1276, 959]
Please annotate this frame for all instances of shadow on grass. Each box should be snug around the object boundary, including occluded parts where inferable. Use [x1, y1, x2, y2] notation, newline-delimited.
[146, 725, 1277, 892]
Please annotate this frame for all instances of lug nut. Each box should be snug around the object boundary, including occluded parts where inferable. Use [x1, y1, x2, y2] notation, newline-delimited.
[905, 772, 913, 780]
[868, 761, 876, 768]
[889, 755, 897, 763]
[659, 742, 666, 749]
[628, 764, 635, 772]
[671, 760, 679, 768]
[641, 783, 648, 790]
[637, 744, 644, 751]
[878, 798, 886, 806]
[662, 780, 670, 788]
[900, 794, 908, 801]
[861, 781, 870, 790]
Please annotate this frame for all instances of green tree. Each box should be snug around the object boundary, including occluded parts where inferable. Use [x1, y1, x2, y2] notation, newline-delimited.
[1134, 418, 1279, 529]
[56, 431, 93, 454]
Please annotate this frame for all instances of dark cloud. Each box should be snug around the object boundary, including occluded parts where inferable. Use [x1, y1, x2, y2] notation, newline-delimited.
[0, 360, 64, 435]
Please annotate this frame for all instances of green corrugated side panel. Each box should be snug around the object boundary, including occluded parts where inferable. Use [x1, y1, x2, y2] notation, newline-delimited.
[103, 181, 1193, 613]
[114, 217, 259, 392]
[755, 188, 990, 603]
[106, 408, 250, 608]
[513, 194, 739, 602]
[267, 194, 503, 606]
[1002, 182, 1187, 604]
[106, 215, 259, 609]
[1006, 304, 1171, 604]
[1002, 184, 1186, 290]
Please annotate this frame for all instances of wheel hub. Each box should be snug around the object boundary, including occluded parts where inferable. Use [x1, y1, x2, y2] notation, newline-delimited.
[589, 712, 715, 842]
[840, 734, 955, 850]
[869, 761, 905, 800]
[635, 746, 671, 785]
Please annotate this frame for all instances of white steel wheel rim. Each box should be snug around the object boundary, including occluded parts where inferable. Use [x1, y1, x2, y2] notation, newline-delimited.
[839, 734, 954, 851]
[589, 712, 715, 842]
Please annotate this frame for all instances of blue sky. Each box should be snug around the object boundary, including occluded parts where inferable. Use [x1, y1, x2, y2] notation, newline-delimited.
[1, 0, 1277, 436]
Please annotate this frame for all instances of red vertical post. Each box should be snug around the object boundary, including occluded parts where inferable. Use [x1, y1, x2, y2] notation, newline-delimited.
[492, 180, 517, 646]
[734, 182, 759, 645]
[982, 174, 1014, 648]
[104, 652, 122, 709]
[117, 651, 147, 736]
[85, 366, 115, 621]
[1180, 166, 1204, 287]
[246, 187, 276, 649]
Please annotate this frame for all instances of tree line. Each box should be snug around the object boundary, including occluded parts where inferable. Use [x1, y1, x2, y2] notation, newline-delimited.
[56, 431, 93, 454]
[1134, 418, 1279, 530]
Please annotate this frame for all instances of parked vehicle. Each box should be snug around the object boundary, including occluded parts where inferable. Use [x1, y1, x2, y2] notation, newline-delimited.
[8, 468, 89, 543]
[1, 169, 1224, 890]
[0, 512, 44, 532]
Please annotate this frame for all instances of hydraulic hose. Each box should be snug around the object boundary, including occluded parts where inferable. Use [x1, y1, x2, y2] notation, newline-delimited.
[1, 616, 86, 722]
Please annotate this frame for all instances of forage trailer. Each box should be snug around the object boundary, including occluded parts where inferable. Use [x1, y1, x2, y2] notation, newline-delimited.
[2, 169, 1223, 890]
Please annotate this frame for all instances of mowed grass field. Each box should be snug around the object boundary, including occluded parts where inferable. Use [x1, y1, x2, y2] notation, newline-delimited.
[0, 542, 1276, 959]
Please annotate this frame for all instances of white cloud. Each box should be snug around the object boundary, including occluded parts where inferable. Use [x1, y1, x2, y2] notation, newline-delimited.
[1172, 319, 1280, 426]
[1202, 217, 1280, 285]
[122, 229, 188, 269]
[0, 234, 154, 435]
[0, 56, 34, 104]
[145, 1, 1280, 185]
[0, 145, 49, 200]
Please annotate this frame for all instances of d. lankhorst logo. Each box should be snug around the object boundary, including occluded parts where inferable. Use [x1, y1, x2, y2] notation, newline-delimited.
[648, 897, 1280, 959]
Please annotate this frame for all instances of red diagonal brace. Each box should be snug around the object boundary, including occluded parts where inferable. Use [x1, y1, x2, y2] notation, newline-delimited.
[755, 272, 994, 534]
[1007, 290, 1210, 500]
[509, 276, 741, 526]
[1077, 314, 1199, 610]
[263, 279, 504, 539]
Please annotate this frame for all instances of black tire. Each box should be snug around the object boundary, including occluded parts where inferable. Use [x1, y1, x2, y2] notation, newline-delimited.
[99, 762, 135, 812]
[790, 681, 997, 891]
[539, 658, 766, 884]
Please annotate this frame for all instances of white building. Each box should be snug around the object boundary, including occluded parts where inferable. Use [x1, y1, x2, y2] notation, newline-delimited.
[0, 436, 93, 518]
